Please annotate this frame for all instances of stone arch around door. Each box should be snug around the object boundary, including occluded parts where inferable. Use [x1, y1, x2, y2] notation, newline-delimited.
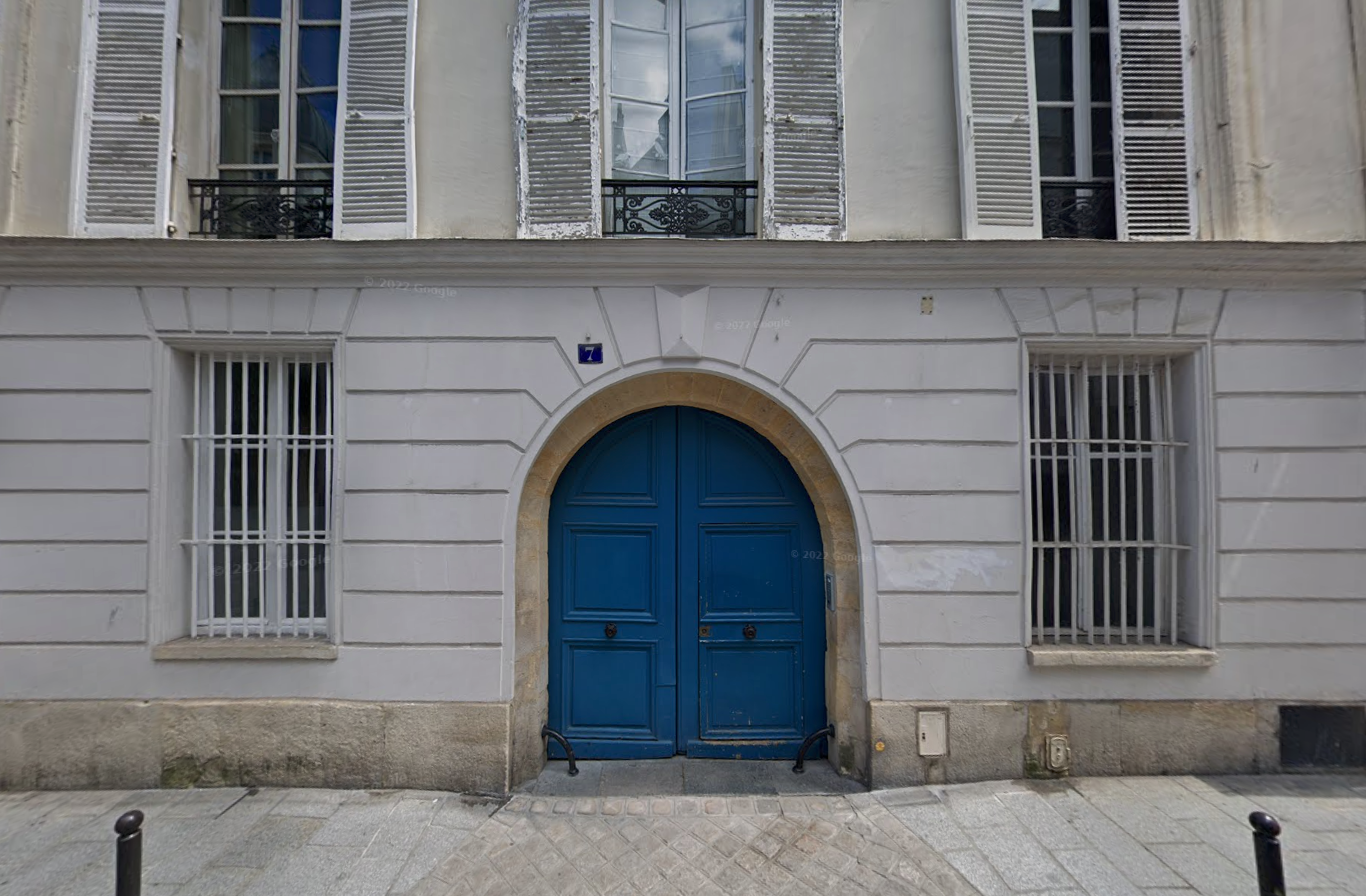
[510, 371, 867, 786]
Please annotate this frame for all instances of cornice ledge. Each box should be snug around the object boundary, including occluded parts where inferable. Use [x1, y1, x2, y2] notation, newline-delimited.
[1, 237, 1364, 290]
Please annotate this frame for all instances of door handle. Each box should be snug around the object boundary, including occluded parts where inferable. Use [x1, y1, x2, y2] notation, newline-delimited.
[604, 622, 617, 639]
[743, 624, 757, 640]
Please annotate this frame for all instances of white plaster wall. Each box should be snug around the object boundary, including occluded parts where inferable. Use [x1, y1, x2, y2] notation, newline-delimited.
[1221, 0, 1366, 240]
[0, 0, 83, 235]
[0, 283, 1364, 707]
[842, 0, 961, 239]
[413, 0, 518, 238]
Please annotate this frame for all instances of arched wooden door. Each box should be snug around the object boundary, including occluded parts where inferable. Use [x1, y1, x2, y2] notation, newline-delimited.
[548, 406, 826, 759]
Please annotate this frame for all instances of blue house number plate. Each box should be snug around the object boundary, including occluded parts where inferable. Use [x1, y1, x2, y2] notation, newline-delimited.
[578, 343, 603, 364]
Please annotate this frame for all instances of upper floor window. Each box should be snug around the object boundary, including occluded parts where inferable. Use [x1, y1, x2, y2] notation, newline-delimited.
[602, 0, 758, 236]
[219, 0, 340, 182]
[196, 0, 341, 238]
[952, 0, 1194, 241]
[1031, 0, 1116, 239]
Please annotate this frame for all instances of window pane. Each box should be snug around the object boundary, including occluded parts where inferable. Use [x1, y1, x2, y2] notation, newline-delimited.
[298, 26, 340, 88]
[686, 20, 746, 97]
[220, 95, 279, 165]
[224, 0, 281, 16]
[301, 0, 342, 20]
[615, 0, 667, 31]
[1037, 107, 1076, 177]
[1090, 32, 1112, 102]
[1091, 106, 1114, 178]
[686, 0, 745, 26]
[1031, 0, 1071, 27]
[1033, 32, 1073, 102]
[611, 100, 670, 177]
[296, 93, 337, 165]
[685, 94, 745, 175]
[611, 25, 670, 102]
[221, 24, 280, 89]
[1089, 0, 1109, 28]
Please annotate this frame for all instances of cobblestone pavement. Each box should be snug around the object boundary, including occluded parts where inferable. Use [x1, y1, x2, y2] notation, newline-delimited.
[2, 772, 1365, 895]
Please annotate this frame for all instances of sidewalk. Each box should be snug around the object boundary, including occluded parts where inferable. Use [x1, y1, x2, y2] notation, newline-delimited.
[1, 769, 1363, 895]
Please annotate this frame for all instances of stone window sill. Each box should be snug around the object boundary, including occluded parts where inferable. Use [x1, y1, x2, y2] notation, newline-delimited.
[1027, 644, 1217, 668]
[153, 636, 338, 661]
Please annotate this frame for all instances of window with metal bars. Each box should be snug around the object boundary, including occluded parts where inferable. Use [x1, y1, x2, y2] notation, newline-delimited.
[1028, 354, 1190, 645]
[185, 353, 334, 637]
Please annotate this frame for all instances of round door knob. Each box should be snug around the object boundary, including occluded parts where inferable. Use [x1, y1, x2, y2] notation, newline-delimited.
[743, 624, 757, 640]
[605, 622, 617, 639]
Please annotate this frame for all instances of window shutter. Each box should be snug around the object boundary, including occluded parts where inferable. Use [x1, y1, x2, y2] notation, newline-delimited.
[515, 0, 599, 238]
[335, 0, 417, 240]
[1110, 0, 1195, 239]
[72, 0, 178, 237]
[765, 0, 844, 239]
[950, 0, 1041, 239]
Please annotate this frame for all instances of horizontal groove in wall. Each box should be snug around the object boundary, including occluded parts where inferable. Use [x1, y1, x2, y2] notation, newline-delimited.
[345, 440, 526, 449]
[344, 389, 544, 396]
[344, 336, 561, 343]
[344, 590, 504, 598]
[342, 489, 511, 496]
[0, 539, 148, 546]
[1215, 391, 1366, 398]
[0, 334, 153, 342]
[338, 538, 505, 546]
[0, 589, 147, 596]
[0, 389, 151, 396]
[880, 641, 1023, 649]
[841, 439, 1021, 449]
[0, 488, 149, 495]
[857, 489, 1022, 497]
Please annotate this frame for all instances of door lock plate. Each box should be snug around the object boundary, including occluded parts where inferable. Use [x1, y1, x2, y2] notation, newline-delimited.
[698, 626, 711, 637]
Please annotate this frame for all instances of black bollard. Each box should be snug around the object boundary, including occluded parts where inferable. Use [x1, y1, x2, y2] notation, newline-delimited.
[114, 810, 144, 896]
[1249, 811, 1286, 896]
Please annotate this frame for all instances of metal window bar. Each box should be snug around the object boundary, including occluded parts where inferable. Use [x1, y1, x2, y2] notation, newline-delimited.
[183, 352, 333, 637]
[1028, 355, 1190, 645]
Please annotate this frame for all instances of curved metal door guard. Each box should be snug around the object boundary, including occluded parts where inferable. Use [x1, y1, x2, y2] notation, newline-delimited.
[541, 725, 580, 776]
[792, 725, 834, 774]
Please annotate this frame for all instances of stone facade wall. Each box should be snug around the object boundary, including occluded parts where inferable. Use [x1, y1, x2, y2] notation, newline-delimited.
[0, 280, 1362, 788]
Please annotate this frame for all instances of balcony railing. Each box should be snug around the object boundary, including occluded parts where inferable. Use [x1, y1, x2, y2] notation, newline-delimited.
[602, 180, 757, 237]
[1041, 180, 1117, 240]
[188, 179, 333, 239]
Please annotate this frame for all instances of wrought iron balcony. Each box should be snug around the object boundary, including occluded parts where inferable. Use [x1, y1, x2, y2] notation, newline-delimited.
[602, 180, 757, 237]
[1041, 180, 1117, 240]
[188, 179, 333, 239]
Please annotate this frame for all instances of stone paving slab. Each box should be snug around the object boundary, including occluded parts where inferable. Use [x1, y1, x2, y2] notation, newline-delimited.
[2, 773, 1365, 895]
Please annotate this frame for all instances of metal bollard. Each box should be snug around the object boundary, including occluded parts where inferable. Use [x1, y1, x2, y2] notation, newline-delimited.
[1249, 811, 1286, 896]
[114, 810, 144, 896]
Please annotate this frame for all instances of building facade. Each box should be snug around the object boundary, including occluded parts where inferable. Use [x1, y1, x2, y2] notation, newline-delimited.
[0, 0, 1364, 792]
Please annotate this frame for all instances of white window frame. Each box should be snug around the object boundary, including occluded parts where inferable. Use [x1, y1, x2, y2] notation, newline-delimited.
[602, 0, 757, 181]
[183, 349, 336, 638]
[215, 0, 342, 181]
[1030, 0, 1113, 187]
[1024, 346, 1202, 647]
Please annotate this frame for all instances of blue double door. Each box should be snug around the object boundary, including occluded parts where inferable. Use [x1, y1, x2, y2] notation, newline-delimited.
[548, 406, 826, 759]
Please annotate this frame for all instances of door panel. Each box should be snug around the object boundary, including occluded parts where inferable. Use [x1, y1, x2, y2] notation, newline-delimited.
[678, 408, 826, 758]
[549, 411, 677, 759]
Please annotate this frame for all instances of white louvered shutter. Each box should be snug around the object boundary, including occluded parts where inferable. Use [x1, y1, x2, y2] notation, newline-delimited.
[516, 0, 598, 238]
[335, 0, 416, 240]
[765, 0, 844, 239]
[1109, 0, 1195, 239]
[950, 0, 1041, 239]
[73, 0, 178, 237]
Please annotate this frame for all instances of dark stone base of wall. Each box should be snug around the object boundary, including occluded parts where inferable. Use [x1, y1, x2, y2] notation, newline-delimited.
[869, 699, 1366, 788]
[0, 700, 511, 793]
